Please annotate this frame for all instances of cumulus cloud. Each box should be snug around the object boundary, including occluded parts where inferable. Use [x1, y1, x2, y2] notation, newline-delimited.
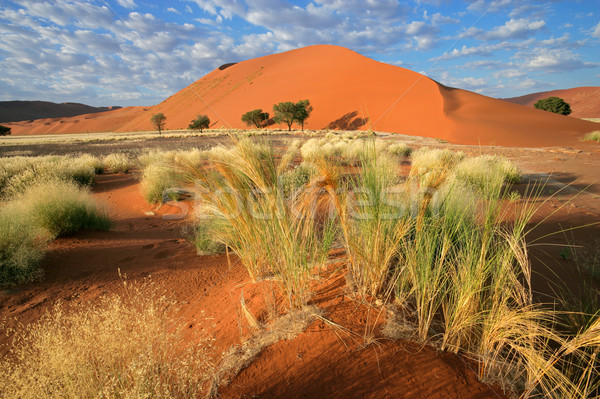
[592, 22, 600, 38]
[116, 0, 136, 8]
[462, 18, 546, 41]
[517, 48, 598, 72]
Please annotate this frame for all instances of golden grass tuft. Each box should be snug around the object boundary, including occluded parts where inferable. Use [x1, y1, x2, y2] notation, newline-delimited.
[0, 277, 215, 399]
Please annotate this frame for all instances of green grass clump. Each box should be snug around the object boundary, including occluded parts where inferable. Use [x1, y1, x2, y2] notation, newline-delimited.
[182, 139, 335, 308]
[583, 130, 600, 142]
[0, 208, 48, 286]
[18, 181, 111, 237]
[102, 153, 132, 173]
[452, 154, 522, 196]
[0, 181, 111, 287]
[0, 278, 215, 398]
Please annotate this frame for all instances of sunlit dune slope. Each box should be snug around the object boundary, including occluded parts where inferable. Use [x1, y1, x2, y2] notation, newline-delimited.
[117, 45, 596, 147]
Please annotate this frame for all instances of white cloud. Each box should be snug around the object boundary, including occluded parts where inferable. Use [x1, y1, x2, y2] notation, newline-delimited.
[167, 7, 180, 14]
[463, 18, 546, 41]
[116, 0, 136, 8]
[592, 22, 600, 38]
[517, 48, 598, 72]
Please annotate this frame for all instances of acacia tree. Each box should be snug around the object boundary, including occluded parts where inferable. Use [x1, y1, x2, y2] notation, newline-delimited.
[241, 109, 270, 128]
[0, 125, 11, 136]
[273, 102, 297, 131]
[150, 113, 167, 134]
[189, 114, 210, 133]
[534, 97, 572, 115]
[294, 100, 313, 131]
[273, 100, 313, 131]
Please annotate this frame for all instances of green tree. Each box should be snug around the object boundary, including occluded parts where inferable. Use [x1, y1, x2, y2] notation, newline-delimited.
[534, 97, 572, 115]
[189, 114, 210, 133]
[241, 109, 270, 128]
[273, 101, 297, 131]
[0, 125, 11, 136]
[273, 100, 313, 131]
[150, 113, 167, 134]
[294, 99, 313, 131]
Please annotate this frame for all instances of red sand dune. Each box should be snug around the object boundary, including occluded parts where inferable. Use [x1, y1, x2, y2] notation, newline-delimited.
[4, 106, 146, 135]
[7, 45, 598, 146]
[504, 87, 600, 118]
[117, 45, 596, 147]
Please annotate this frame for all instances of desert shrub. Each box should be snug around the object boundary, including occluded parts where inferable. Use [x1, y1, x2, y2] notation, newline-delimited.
[0, 125, 11, 135]
[534, 96, 572, 115]
[583, 130, 600, 142]
[16, 181, 111, 237]
[102, 153, 132, 173]
[386, 142, 412, 158]
[0, 278, 215, 398]
[0, 206, 48, 287]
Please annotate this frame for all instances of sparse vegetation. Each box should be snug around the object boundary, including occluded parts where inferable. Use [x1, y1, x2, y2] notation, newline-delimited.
[102, 153, 132, 173]
[189, 114, 210, 132]
[242, 109, 270, 128]
[534, 96, 572, 115]
[0, 125, 11, 136]
[0, 278, 215, 398]
[0, 154, 101, 199]
[583, 130, 600, 142]
[151, 112, 167, 134]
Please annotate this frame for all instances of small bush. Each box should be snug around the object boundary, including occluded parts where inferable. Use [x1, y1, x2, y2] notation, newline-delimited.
[0, 278, 215, 398]
[583, 130, 600, 142]
[189, 219, 225, 255]
[103, 153, 132, 173]
[534, 96, 572, 115]
[453, 155, 522, 196]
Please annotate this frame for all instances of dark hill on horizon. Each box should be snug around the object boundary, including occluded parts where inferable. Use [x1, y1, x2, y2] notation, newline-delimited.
[0, 100, 122, 123]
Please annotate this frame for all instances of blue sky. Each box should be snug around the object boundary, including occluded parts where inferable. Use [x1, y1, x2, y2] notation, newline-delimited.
[1, 0, 599, 106]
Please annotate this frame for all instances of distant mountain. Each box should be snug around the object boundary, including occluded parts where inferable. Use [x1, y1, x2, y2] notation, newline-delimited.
[0, 101, 122, 123]
[503, 87, 600, 118]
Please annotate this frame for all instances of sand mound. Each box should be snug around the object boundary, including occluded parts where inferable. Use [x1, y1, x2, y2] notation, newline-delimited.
[6, 45, 597, 146]
[504, 87, 600, 118]
[4, 106, 146, 135]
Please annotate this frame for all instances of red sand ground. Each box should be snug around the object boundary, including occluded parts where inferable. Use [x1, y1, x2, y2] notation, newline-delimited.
[504, 87, 600, 118]
[6, 45, 598, 147]
[0, 172, 506, 398]
[1, 140, 599, 397]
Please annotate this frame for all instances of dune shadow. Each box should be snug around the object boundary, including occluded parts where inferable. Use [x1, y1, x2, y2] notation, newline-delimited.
[326, 111, 369, 130]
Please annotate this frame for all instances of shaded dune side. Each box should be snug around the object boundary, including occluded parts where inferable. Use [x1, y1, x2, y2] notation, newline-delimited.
[438, 86, 598, 147]
[4, 106, 146, 135]
[504, 87, 600, 118]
